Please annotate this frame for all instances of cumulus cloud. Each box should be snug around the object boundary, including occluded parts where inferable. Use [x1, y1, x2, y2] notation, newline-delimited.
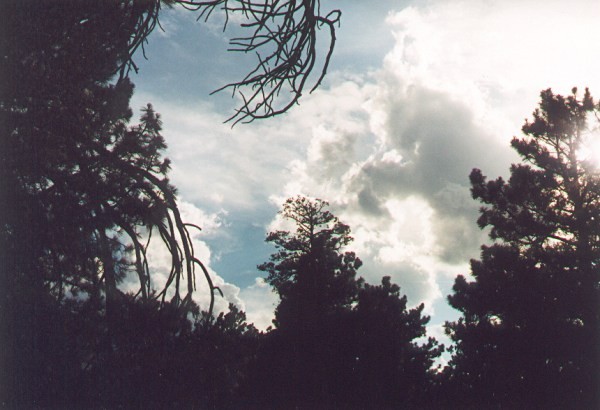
[132, 0, 600, 327]
[272, 80, 503, 310]
[348, 83, 508, 264]
[270, 0, 600, 314]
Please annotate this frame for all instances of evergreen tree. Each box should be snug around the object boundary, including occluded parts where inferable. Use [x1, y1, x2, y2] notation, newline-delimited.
[250, 196, 441, 408]
[1, 1, 343, 406]
[254, 196, 362, 406]
[259, 196, 362, 330]
[445, 88, 600, 408]
[353, 277, 442, 407]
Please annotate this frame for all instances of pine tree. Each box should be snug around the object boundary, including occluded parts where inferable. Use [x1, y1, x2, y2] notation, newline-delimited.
[446, 88, 600, 408]
[251, 196, 441, 407]
[259, 196, 362, 330]
[1, 1, 343, 405]
[353, 277, 442, 407]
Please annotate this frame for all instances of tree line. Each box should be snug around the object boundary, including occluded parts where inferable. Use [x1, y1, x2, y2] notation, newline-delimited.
[1, 2, 598, 408]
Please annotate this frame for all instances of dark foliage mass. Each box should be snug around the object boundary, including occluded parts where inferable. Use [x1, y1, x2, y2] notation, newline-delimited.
[2, 1, 599, 408]
[246, 197, 443, 408]
[0, 2, 340, 407]
[1, 2, 219, 405]
[2, 294, 259, 408]
[444, 88, 600, 408]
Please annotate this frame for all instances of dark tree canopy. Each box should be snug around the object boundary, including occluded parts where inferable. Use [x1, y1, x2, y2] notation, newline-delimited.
[249, 196, 442, 408]
[1, 2, 216, 313]
[445, 88, 600, 408]
[1, 3, 216, 404]
[352, 277, 443, 407]
[1, 0, 342, 314]
[259, 196, 362, 328]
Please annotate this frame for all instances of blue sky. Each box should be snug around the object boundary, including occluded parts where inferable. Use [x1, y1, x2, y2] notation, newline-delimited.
[126, 0, 600, 344]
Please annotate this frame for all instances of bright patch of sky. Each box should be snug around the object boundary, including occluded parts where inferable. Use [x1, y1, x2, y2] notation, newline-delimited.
[129, 0, 600, 343]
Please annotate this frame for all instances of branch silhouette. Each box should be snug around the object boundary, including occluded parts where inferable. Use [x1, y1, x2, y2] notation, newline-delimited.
[121, 0, 340, 124]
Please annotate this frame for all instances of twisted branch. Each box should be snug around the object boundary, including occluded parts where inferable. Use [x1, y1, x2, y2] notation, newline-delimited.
[122, 0, 340, 124]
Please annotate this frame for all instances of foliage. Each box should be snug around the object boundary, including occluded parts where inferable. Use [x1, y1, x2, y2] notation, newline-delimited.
[11, 1, 600, 408]
[0, 3, 217, 405]
[353, 277, 443, 407]
[445, 88, 600, 408]
[249, 196, 442, 408]
[2, 0, 226, 309]
[0, 295, 259, 408]
[259, 196, 362, 328]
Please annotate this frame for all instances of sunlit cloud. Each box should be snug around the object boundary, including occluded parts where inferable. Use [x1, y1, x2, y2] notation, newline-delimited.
[133, 0, 600, 329]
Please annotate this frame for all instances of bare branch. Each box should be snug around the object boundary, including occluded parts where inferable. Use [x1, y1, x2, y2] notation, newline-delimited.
[122, 0, 340, 124]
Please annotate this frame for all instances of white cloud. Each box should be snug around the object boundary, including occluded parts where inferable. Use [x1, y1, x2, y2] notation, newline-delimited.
[238, 277, 278, 331]
[132, 93, 311, 211]
[263, 0, 600, 317]
[132, 0, 600, 332]
[385, 0, 600, 133]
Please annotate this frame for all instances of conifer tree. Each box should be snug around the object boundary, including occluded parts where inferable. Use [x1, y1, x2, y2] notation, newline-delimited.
[353, 277, 442, 407]
[1, 1, 343, 406]
[446, 88, 600, 408]
[259, 196, 362, 330]
[251, 196, 441, 407]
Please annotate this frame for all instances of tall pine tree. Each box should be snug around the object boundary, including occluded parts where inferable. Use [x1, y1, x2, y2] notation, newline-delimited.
[446, 88, 600, 408]
[249, 196, 441, 408]
[259, 196, 362, 330]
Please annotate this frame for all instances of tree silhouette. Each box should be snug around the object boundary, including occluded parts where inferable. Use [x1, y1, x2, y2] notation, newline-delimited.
[2, 0, 230, 312]
[445, 88, 600, 408]
[248, 196, 441, 408]
[253, 196, 362, 406]
[259, 196, 362, 330]
[19, 295, 259, 408]
[1, 0, 338, 313]
[1, 4, 217, 405]
[1, 0, 341, 314]
[353, 277, 443, 407]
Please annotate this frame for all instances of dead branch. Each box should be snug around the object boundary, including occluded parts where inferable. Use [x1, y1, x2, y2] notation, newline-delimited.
[123, 0, 340, 124]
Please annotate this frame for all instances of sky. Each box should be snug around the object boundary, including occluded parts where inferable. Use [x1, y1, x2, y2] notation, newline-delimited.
[127, 0, 600, 344]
